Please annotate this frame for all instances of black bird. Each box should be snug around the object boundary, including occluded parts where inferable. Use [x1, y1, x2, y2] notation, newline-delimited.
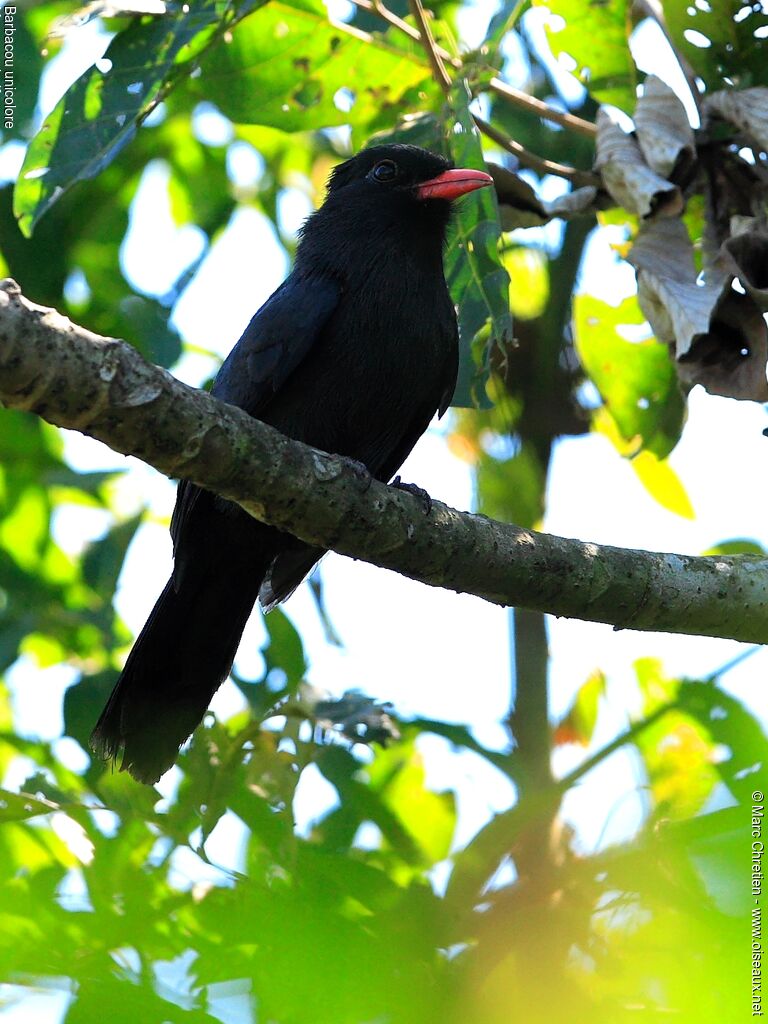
[90, 144, 493, 783]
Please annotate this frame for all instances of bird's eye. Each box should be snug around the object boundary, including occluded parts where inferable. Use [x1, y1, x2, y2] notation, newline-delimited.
[373, 160, 398, 182]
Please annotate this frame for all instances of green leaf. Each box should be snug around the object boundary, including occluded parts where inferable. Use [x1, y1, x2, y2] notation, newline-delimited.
[677, 680, 768, 805]
[444, 83, 513, 408]
[316, 744, 425, 863]
[117, 294, 183, 368]
[0, 789, 59, 823]
[44, 468, 117, 503]
[574, 293, 684, 459]
[197, 0, 434, 132]
[0, 183, 67, 304]
[475, 439, 545, 528]
[485, 0, 527, 57]
[14, 0, 241, 234]
[409, 716, 515, 773]
[0, 819, 78, 876]
[263, 606, 306, 688]
[82, 514, 143, 596]
[0, 487, 50, 571]
[63, 670, 119, 756]
[703, 538, 767, 556]
[365, 735, 456, 864]
[663, 0, 768, 91]
[532, 0, 637, 111]
[232, 605, 307, 715]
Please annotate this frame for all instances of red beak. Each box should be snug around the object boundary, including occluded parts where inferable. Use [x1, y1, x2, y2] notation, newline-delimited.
[415, 167, 494, 202]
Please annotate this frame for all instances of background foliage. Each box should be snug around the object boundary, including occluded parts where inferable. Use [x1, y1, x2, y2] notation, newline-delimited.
[1, 1, 766, 1021]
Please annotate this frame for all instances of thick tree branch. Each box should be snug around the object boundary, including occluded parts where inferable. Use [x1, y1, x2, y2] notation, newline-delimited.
[1, 279, 767, 644]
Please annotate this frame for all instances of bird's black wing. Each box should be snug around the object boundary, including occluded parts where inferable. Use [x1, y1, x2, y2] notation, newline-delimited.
[170, 271, 341, 565]
[373, 319, 458, 480]
[211, 272, 341, 414]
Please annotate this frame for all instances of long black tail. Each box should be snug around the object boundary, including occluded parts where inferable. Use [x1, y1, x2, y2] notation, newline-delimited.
[90, 563, 267, 784]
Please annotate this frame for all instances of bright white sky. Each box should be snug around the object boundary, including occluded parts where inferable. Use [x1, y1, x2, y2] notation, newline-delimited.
[2, 4, 768, 1021]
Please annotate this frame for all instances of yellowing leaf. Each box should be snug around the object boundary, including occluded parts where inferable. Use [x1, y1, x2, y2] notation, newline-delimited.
[635, 657, 679, 713]
[502, 246, 549, 320]
[636, 713, 718, 820]
[630, 450, 695, 520]
[631, 660, 717, 819]
[447, 432, 480, 464]
[554, 670, 606, 748]
[591, 401, 692, 518]
[592, 404, 639, 457]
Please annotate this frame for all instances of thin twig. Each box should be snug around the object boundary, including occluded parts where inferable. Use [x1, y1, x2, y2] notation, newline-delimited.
[474, 115, 600, 187]
[400, 0, 597, 185]
[488, 78, 597, 138]
[557, 702, 676, 793]
[710, 644, 762, 680]
[351, 0, 461, 63]
[408, 0, 452, 93]
[351, 0, 597, 138]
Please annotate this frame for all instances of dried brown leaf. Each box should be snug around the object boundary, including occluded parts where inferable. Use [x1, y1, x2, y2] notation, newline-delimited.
[634, 76, 696, 181]
[491, 163, 599, 229]
[629, 220, 768, 401]
[716, 230, 768, 311]
[628, 219, 728, 357]
[678, 291, 768, 402]
[544, 186, 599, 221]
[595, 108, 683, 219]
[705, 87, 768, 151]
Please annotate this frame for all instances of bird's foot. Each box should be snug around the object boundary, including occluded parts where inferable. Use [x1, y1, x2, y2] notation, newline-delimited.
[345, 457, 373, 492]
[391, 476, 433, 515]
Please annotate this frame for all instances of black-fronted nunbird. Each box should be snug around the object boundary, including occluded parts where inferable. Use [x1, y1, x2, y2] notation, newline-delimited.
[90, 144, 493, 783]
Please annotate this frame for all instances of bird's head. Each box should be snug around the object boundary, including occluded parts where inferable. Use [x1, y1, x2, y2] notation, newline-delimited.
[296, 144, 493, 275]
[327, 143, 493, 206]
